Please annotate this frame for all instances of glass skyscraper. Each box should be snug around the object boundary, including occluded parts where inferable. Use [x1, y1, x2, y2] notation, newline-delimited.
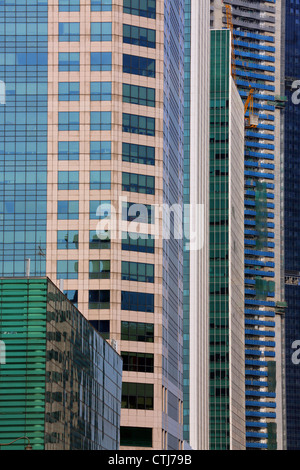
[0, 0, 185, 450]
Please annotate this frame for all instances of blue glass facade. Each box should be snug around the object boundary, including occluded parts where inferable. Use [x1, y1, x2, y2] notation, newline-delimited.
[0, 0, 48, 277]
[284, 0, 300, 451]
[210, 0, 283, 450]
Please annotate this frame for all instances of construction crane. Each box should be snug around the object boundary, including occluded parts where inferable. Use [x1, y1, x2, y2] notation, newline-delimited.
[224, 3, 258, 128]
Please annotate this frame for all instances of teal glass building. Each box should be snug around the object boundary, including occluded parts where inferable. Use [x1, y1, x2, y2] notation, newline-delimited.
[0, 277, 123, 450]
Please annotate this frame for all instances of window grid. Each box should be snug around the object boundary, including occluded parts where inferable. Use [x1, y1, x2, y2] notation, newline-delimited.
[121, 321, 154, 343]
[89, 260, 110, 279]
[122, 172, 155, 195]
[123, 83, 155, 107]
[123, 54, 155, 78]
[90, 171, 111, 190]
[91, 22, 112, 42]
[57, 230, 78, 250]
[122, 232, 155, 254]
[123, 24, 156, 48]
[121, 352, 154, 373]
[121, 261, 154, 283]
[121, 291, 154, 313]
[122, 382, 154, 410]
[123, 113, 155, 136]
[122, 142, 155, 166]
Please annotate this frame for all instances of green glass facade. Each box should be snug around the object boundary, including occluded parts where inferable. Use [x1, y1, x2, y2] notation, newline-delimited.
[209, 30, 231, 451]
[0, 278, 122, 450]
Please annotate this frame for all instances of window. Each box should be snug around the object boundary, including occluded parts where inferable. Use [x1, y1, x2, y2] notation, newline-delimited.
[90, 111, 111, 131]
[90, 82, 112, 101]
[57, 201, 79, 220]
[91, 22, 112, 41]
[91, 0, 112, 11]
[122, 383, 154, 410]
[89, 230, 111, 250]
[121, 291, 154, 312]
[58, 141, 79, 161]
[123, 113, 155, 136]
[58, 112, 80, 131]
[59, 22, 80, 42]
[121, 322, 154, 343]
[64, 290, 78, 307]
[122, 172, 155, 194]
[122, 202, 154, 224]
[90, 171, 111, 190]
[89, 290, 110, 309]
[90, 320, 110, 340]
[122, 142, 155, 165]
[122, 232, 155, 254]
[59, 82, 80, 101]
[90, 141, 111, 160]
[123, 0, 156, 19]
[122, 261, 154, 283]
[58, 171, 79, 190]
[123, 54, 155, 77]
[59, 0, 80, 11]
[89, 260, 110, 279]
[91, 52, 112, 71]
[57, 230, 78, 250]
[121, 352, 154, 373]
[123, 24, 155, 48]
[90, 200, 111, 220]
[59, 52, 80, 72]
[123, 84, 155, 107]
[57, 260, 78, 280]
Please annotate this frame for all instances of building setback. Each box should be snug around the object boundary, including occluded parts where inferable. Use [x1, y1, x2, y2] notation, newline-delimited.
[0, 277, 122, 450]
[210, 0, 286, 450]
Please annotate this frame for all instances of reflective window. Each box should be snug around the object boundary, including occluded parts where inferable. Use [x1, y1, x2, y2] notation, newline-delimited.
[57, 260, 78, 279]
[90, 141, 111, 160]
[123, 83, 155, 107]
[57, 201, 79, 220]
[123, 54, 155, 77]
[57, 230, 78, 250]
[123, 113, 155, 136]
[58, 141, 79, 161]
[91, 52, 112, 71]
[91, 22, 112, 41]
[59, 22, 80, 42]
[123, 24, 156, 48]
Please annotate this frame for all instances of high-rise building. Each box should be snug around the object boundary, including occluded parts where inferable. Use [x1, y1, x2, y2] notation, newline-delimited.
[183, 0, 210, 450]
[209, 28, 245, 451]
[0, 0, 185, 450]
[284, 0, 300, 451]
[0, 277, 123, 450]
[210, 0, 286, 450]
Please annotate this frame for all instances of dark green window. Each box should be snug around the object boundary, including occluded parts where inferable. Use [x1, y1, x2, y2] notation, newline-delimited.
[122, 232, 155, 254]
[123, 0, 156, 19]
[122, 383, 154, 410]
[89, 290, 110, 309]
[123, 24, 155, 48]
[57, 230, 78, 250]
[123, 83, 155, 107]
[121, 291, 154, 313]
[89, 260, 110, 279]
[89, 320, 110, 340]
[121, 321, 154, 342]
[89, 230, 111, 250]
[121, 352, 154, 373]
[122, 261, 154, 283]
[122, 172, 155, 195]
[123, 113, 155, 136]
[122, 202, 154, 224]
[122, 142, 155, 165]
[123, 54, 155, 78]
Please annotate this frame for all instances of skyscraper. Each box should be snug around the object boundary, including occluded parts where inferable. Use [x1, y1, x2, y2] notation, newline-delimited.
[209, 28, 245, 451]
[0, 0, 185, 450]
[210, 0, 286, 450]
[284, 0, 300, 451]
